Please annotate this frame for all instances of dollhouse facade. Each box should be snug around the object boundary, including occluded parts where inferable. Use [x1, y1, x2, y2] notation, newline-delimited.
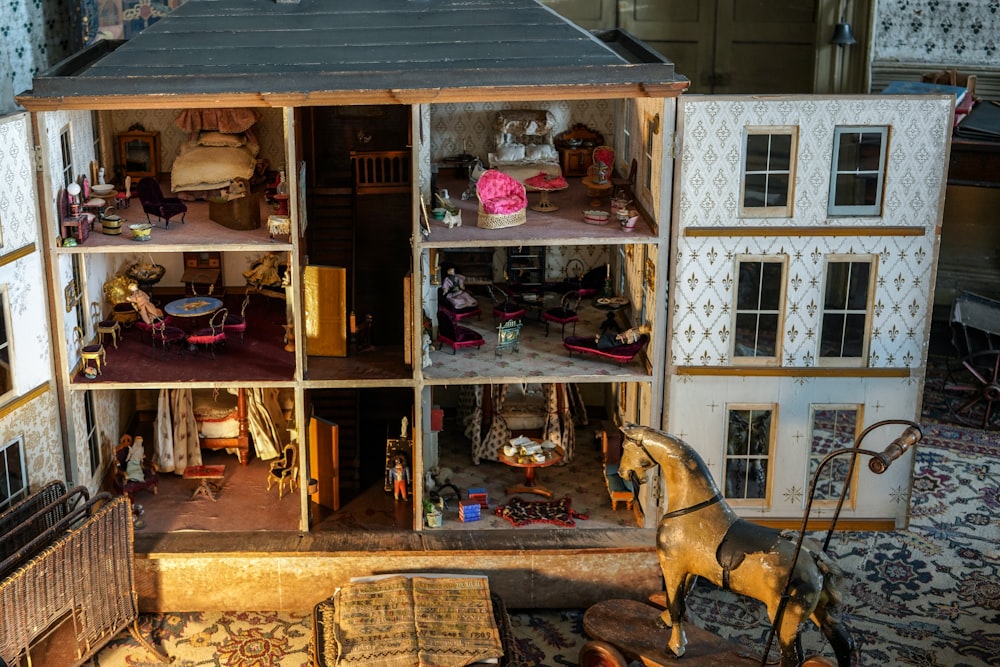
[666, 96, 953, 527]
[1, 0, 953, 612]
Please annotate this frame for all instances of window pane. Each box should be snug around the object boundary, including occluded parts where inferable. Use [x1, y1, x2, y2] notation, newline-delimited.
[810, 408, 858, 502]
[743, 174, 768, 207]
[820, 313, 844, 355]
[734, 313, 758, 354]
[759, 263, 783, 309]
[769, 135, 792, 170]
[842, 314, 866, 356]
[769, 174, 789, 206]
[737, 263, 762, 309]
[847, 263, 870, 308]
[745, 134, 770, 171]
[837, 134, 860, 169]
[857, 133, 884, 170]
[825, 263, 849, 308]
[755, 316, 778, 356]
[725, 460, 748, 497]
[727, 411, 751, 456]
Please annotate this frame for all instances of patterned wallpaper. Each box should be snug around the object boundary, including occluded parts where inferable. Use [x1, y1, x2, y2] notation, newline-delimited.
[873, 0, 1000, 64]
[672, 96, 952, 369]
[0, 113, 64, 491]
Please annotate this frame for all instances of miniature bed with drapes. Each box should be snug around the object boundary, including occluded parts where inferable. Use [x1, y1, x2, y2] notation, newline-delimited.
[459, 383, 586, 465]
[170, 108, 262, 198]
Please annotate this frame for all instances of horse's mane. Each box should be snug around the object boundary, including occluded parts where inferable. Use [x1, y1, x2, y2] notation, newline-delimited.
[623, 424, 721, 494]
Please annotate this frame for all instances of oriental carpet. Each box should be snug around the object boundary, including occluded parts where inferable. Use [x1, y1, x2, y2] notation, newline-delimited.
[96, 419, 999, 667]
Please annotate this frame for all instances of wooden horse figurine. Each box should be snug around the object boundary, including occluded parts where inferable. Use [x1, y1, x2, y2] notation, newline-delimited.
[617, 423, 856, 667]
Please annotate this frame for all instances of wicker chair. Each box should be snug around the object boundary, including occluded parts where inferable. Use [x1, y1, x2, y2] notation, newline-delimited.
[476, 169, 526, 229]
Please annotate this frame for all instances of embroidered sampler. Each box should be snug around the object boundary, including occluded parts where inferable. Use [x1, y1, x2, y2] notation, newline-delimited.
[327, 576, 503, 667]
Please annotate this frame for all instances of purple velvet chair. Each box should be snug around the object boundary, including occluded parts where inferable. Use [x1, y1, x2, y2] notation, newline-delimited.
[137, 177, 187, 227]
[437, 308, 484, 355]
[543, 290, 581, 337]
[187, 308, 228, 358]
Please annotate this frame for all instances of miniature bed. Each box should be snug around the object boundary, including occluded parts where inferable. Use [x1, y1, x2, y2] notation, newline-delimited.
[170, 108, 261, 198]
[488, 109, 563, 185]
[192, 387, 250, 464]
[563, 334, 649, 364]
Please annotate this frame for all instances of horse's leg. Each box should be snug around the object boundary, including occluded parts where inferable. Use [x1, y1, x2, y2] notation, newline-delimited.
[813, 602, 857, 667]
[770, 600, 806, 667]
[659, 568, 689, 658]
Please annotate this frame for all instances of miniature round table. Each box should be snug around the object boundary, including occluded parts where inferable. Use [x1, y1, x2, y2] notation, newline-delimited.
[499, 442, 564, 498]
[164, 296, 223, 321]
[582, 177, 613, 206]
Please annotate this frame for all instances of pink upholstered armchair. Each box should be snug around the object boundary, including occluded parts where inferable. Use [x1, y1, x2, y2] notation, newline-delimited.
[476, 169, 527, 229]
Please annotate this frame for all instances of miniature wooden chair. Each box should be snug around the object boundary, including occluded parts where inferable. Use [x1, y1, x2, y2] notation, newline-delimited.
[91, 301, 121, 349]
[267, 443, 299, 499]
[73, 326, 106, 375]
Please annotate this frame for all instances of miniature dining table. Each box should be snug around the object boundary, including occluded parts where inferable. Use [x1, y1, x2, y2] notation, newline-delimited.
[164, 296, 223, 327]
[499, 442, 564, 498]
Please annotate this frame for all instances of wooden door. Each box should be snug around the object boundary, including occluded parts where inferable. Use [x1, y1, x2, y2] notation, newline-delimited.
[618, 0, 817, 94]
[304, 265, 347, 356]
[309, 416, 340, 511]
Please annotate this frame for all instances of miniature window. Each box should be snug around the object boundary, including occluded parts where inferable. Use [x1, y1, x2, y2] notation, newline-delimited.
[643, 116, 655, 193]
[60, 125, 73, 188]
[732, 257, 786, 364]
[723, 406, 774, 503]
[739, 127, 797, 217]
[85, 390, 100, 480]
[621, 100, 632, 167]
[808, 406, 860, 506]
[827, 126, 888, 217]
[0, 436, 26, 512]
[0, 290, 12, 402]
[819, 258, 874, 364]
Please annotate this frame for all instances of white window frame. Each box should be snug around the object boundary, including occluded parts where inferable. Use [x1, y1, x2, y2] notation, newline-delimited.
[827, 126, 889, 217]
[0, 287, 14, 404]
[643, 114, 655, 195]
[739, 126, 798, 218]
[731, 255, 787, 365]
[818, 255, 876, 366]
[722, 404, 776, 507]
[807, 405, 862, 508]
[0, 435, 27, 512]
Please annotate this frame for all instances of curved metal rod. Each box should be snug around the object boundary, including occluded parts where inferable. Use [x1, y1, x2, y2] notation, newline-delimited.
[760, 418, 921, 667]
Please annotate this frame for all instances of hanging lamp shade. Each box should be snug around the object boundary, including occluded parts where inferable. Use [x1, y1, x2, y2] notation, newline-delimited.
[831, 18, 856, 46]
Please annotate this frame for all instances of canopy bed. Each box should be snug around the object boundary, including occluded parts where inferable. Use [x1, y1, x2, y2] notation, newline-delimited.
[459, 383, 585, 465]
[169, 108, 262, 198]
[488, 109, 563, 185]
[156, 387, 286, 471]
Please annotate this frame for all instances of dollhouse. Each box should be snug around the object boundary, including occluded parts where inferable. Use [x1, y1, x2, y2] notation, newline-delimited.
[1, 0, 952, 614]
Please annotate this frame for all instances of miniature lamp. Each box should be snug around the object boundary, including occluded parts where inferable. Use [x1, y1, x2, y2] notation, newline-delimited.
[67, 182, 81, 214]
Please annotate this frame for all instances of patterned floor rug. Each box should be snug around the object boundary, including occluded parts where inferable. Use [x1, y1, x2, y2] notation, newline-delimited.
[96, 419, 999, 666]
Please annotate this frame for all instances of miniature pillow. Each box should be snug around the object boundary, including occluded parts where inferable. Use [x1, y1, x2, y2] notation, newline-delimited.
[525, 144, 557, 160]
[495, 143, 526, 162]
[198, 131, 246, 147]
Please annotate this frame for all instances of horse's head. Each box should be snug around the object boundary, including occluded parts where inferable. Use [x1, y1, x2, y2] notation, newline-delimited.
[619, 423, 720, 495]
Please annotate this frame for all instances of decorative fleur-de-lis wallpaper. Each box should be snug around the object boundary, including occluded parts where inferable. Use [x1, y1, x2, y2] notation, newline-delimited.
[671, 96, 952, 369]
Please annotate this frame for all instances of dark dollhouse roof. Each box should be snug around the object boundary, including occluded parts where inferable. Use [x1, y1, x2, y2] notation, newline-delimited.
[19, 0, 685, 110]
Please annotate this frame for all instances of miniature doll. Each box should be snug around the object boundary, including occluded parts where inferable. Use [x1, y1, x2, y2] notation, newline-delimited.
[126, 283, 162, 324]
[442, 266, 478, 309]
[243, 252, 282, 288]
[388, 457, 411, 501]
[596, 323, 650, 349]
[126, 436, 146, 482]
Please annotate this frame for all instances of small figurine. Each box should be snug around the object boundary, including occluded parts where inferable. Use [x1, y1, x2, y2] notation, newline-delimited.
[126, 436, 146, 482]
[422, 331, 433, 368]
[388, 456, 410, 501]
[126, 283, 162, 324]
[596, 323, 650, 349]
[243, 252, 282, 288]
[442, 265, 478, 310]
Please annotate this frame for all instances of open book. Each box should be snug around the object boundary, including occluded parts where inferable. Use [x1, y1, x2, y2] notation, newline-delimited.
[325, 575, 504, 667]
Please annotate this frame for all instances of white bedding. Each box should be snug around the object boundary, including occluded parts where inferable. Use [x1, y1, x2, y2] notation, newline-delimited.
[170, 135, 258, 192]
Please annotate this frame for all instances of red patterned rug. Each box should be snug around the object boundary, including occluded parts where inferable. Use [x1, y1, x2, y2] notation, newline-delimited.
[494, 496, 589, 527]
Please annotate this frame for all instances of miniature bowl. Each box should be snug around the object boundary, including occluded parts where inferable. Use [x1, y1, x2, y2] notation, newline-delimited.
[129, 223, 153, 241]
[583, 210, 610, 225]
[431, 208, 447, 220]
[92, 184, 115, 196]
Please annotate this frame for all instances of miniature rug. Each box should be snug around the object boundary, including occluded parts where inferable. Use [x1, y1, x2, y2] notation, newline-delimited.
[494, 496, 588, 527]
